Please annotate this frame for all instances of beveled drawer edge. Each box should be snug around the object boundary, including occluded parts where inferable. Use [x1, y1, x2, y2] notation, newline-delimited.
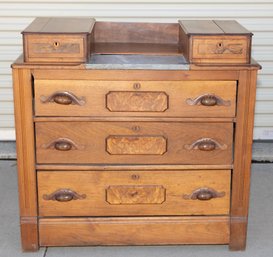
[33, 117, 236, 122]
[36, 164, 233, 171]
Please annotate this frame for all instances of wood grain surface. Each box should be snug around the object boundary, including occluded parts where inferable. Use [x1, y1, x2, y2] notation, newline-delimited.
[37, 170, 230, 216]
[39, 216, 230, 246]
[34, 80, 237, 117]
[35, 122, 233, 165]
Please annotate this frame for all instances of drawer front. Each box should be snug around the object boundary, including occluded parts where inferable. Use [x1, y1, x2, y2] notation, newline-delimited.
[35, 122, 233, 165]
[34, 80, 236, 117]
[24, 34, 86, 62]
[38, 170, 231, 216]
[192, 36, 249, 63]
[39, 216, 230, 246]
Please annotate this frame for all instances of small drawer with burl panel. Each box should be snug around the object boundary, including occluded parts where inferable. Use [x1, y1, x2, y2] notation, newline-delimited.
[22, 17, 95, 63]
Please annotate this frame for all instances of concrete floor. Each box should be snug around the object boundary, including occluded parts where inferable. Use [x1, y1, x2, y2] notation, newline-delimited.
[0, 160, 272, 257]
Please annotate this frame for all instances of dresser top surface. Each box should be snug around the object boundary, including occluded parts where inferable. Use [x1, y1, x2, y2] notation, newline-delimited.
[22, 17, 95, 34]
[86, 54, 189, 70]
[179, 20, 252, 35]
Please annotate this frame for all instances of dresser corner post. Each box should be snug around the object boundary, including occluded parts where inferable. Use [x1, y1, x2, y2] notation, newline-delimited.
[229, 69, 258, 251]
[20, 216, 39, 252]
[12, 68, 39, 251]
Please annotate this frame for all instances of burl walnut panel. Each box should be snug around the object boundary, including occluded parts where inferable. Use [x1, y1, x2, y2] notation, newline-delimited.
[106, 185, 166, 204]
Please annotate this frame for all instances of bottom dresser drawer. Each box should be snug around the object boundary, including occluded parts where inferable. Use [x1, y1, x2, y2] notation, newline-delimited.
[39, 216, 230, 246]
[38, 170, 231, 216]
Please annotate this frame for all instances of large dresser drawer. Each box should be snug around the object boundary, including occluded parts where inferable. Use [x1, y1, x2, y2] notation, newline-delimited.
[35, 122, 233, 165]
[38, 170, 230, 216]
[34, 80, 236, 117]
[39, 216, 230, 246]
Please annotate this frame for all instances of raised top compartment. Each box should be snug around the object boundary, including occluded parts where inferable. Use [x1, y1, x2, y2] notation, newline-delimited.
[179, 20, 252, 64]
[22, 17, 253, 65]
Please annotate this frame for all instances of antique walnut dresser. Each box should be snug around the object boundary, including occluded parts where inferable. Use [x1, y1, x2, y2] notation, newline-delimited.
[12, 17, 261, 251]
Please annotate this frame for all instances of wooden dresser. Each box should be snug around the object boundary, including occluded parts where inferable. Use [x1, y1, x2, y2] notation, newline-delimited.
[12, 17, 261, 252]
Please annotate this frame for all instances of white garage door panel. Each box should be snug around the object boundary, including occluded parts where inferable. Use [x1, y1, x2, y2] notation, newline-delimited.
[0, 1, 272, 140]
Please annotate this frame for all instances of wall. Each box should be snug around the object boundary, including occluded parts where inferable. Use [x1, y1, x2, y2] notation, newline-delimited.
[0, 0, 272, 140]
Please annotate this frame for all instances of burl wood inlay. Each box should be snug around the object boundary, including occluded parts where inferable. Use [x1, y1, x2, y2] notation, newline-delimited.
[106, 185, 166, 204]
[106, 136, 167, 155]
[199, 43, 243, 55]
[32, 43, 80, 54]
[106, 91, 168, 112]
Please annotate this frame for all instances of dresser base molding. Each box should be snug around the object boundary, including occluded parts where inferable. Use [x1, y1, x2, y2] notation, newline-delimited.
[39, 216, 230, 246]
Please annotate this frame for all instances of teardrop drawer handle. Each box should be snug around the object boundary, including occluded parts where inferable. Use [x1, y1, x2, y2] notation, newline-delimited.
[41, 138, 82, 151]
[184, 138, 227, 151]
[183, 188, 225, 201]
[40, 91, 86, 106]
[43, 189, 86, 202]
[186, 93, 231, 107]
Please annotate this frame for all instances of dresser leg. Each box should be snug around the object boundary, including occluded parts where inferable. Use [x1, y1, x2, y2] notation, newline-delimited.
[20, 217, 39, 252]
[229, 216, 248, 251]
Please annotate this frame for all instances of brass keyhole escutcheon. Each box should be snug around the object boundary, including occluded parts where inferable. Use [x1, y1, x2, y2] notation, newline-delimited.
[132, 125, 140, 132]
[131, 174, 140, 180]
[53, 41, 60, 48]
[133, 83, 141, 90]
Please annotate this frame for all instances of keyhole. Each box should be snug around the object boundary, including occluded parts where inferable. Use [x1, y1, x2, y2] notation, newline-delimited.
[53, 41, 60, 48]
[218, 42, 223, 48]
[131, 174, 140, 180]
[132, 125, 140, 132]
[133, 83, 141, 90]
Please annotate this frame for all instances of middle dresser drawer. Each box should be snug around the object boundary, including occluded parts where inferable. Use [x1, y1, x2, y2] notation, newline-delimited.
[35, 122, 233, 165]
[38, 170, 231, 216]
[34, 80, 237, 117]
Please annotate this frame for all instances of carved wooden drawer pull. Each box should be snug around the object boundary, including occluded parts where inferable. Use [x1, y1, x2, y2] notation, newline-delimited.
[183, 188, 225, 201]
[40, 91, 85, 106]
[186, 93, 231, 107]
[42, 138, 80, 151]
[184, 138, 227, 151]
[43, 189, 86, 202]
